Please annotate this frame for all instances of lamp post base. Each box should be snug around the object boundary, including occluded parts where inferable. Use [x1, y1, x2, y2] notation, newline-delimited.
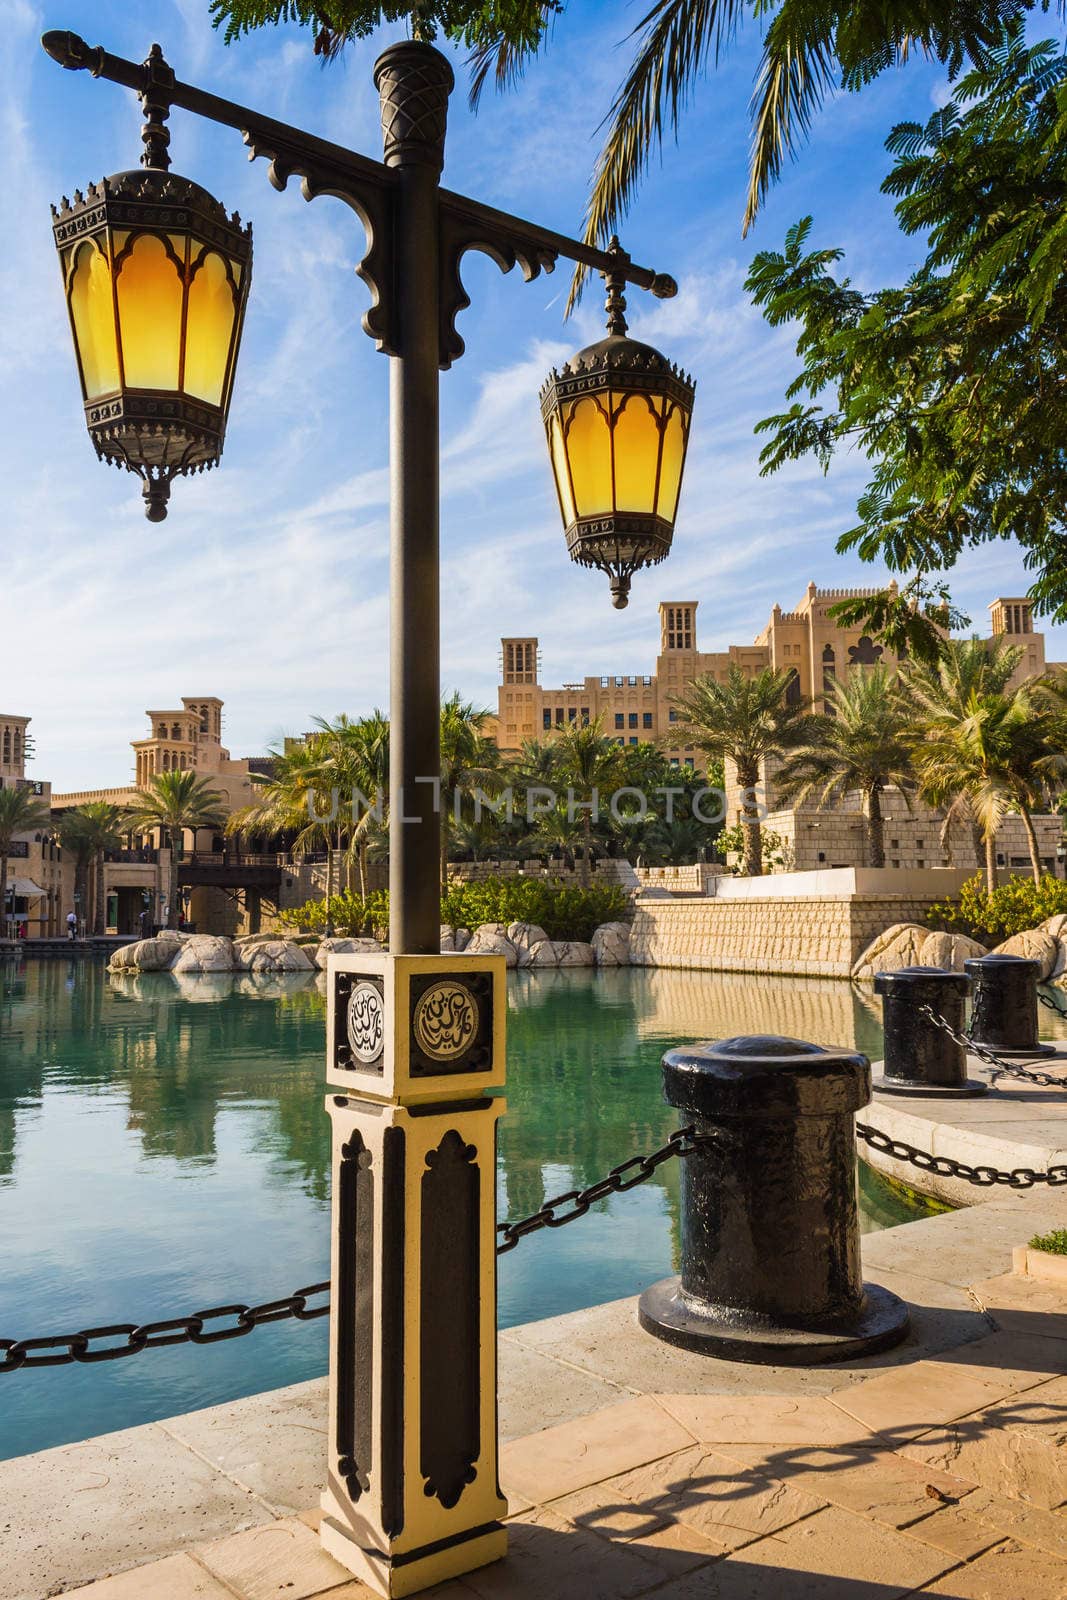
[871, 1075, 988, 1097]
[638, 1278, 910, 1365]
[320, 1507, 506, 1599]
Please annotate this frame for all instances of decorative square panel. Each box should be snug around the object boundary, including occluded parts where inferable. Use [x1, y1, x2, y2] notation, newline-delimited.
[408, 972, 493, 1077]
[333, 970, 385, 1075]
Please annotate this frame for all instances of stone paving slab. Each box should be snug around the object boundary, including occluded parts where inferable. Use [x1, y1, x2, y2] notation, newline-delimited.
[9, 1130, 1067, 1600]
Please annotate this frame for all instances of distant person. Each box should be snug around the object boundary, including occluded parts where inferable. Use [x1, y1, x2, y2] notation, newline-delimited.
[66, 910, 77, 942]
[138, 908, 150, 939]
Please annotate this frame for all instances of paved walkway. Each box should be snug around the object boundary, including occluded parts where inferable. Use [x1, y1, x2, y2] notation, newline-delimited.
[6, 1186, 1066, 1600]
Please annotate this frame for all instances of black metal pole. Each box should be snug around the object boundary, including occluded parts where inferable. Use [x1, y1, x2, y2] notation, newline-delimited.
[374, 44, 452, 956]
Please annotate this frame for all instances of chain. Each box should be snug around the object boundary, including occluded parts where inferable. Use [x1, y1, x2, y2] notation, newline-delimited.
[917, 1002, 1067, 1089]
[0, 1282, 330, 1375]
[494, 1125, 698, 1253]
[856, 1121, 1067, 1189]
[1, 1130, 698, 1374]
[1039, 989, 1067, 1020]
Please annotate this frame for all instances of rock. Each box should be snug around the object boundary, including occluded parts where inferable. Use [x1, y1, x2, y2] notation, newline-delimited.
[439, 925, 471, 953]
[993, 927, 1058, 979]
[108, 935, 182, 972]
[170, 935, 235, 973]
[518, 939, 560, 968]
[592, 921, 631, 966]
[851, 922, 930, 981]
[506, 922, 549, 955]
[519, 939, 595, 968]
[918, 930, 989, 973]
[465, 926, 518, 966]
[454, 927, 470, 953]
[235, 938, 314, 973]
[170, 972, 235, 1003]
[553, 940, 595, 967]
[314, 936, 382, 968]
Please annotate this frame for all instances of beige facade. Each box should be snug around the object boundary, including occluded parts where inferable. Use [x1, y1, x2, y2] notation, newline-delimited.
[499, 584, 1066, 874]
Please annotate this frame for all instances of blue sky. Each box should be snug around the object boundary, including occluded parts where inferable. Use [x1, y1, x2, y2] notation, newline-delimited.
[7, 0, 1066, 790]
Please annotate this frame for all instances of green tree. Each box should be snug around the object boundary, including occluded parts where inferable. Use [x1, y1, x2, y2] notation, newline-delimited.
[671, 664, 806, 876]
[57, 803, 125, 936]
[125, 772, 227, 929]
[0, 786, 51, 937]
[546, 718, 623, 886]
[439, 693, 502, 893]
[911, 685, 1052, 889]
[747, 29, 1067, 640]
[776, 666, 915, 869]
[905, 636, 1025, 864]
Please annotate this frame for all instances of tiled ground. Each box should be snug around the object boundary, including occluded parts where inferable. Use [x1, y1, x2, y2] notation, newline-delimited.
[64, 1268, 1067, 1600]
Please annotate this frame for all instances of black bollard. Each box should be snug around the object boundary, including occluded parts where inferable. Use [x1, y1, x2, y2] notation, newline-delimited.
[965, 953, 1057, 1058]
[872, 966, 987, 1097]
[638, 1036, 910, 1364]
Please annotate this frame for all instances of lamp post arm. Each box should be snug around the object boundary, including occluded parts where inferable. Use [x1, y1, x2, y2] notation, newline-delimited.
[40, 30, 678, 352]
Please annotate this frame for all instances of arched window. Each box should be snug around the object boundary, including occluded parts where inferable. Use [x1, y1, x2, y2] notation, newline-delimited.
[158, 724, 167, 739]
[822, 645, 836, 713]
[847, 635, 883, 667]
[171, 723, 181, 741]
[785, 668, 801, 707]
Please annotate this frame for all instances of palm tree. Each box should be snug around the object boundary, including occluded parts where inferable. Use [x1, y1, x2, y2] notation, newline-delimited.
[57, 803, 125, 936]
[671, 664, 807, 876]
[905, 637, 1026, 865]
[469, 1, 1036, 288]
[125, 771, 226, 929]
[911, 686, 1049, 890]
[439, 694, 502, 894]
[547, 718, 623, 887]
[776, 667, 914, 869]
[0, 785, 51, 937]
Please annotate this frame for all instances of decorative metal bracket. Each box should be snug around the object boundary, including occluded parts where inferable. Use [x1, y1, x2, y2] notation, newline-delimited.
[439, 204, 556, 369]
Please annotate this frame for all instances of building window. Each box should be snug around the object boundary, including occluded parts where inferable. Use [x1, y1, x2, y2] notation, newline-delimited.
[684, 757, 694, 769]
[600, 676, 609, 688]
[581, 707, 590, 724]
[615, 714, 624, 729]
[668, 708, 678, 722]
[568, 707, 577, 721]
[642, 675, 652, 686]
[891, 859, 900, 869]
[555, 708, 564, 725]
[822, 645, 836, 711]
[543, 710, 552, 730]
[628, 713, 638, 728]
[615, 676, 625, 688]
[669, 756, 679, 767]
[785, 668, 801, 707]
[917, 859, 925, 868]
[643, 712, 653, 728]
[916, 839, 924, 849]
[629, 737, 638, 745]
[890, 839, 899, 849]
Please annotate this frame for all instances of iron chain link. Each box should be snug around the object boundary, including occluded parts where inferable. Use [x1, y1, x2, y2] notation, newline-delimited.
[0, 1282, 330, 1375]
[855, 1121, 1067, 1190]
[917, 1002, 1067, 1089]
[494, 1125, 698, 1253]
[1, 1130, 700, 1374]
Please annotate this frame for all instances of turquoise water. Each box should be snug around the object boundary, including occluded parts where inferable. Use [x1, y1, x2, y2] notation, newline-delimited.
[1, 957, 927, 1462]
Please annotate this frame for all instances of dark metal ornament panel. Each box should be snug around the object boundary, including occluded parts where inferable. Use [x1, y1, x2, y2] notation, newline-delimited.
[419, 1130, 480, 1509]
[336, 1133, 374, 1501]
[409, 972, 493, 1077]
[380, 1127, 406, 1538]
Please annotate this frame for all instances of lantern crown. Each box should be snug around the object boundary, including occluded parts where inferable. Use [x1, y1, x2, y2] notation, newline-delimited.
[540, 251, 695, 609]
[50, 50, 252, 521]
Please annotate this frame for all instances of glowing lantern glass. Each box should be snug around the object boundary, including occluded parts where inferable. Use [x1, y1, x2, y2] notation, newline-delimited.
[541, 292, 694, 609]
[51, 169, 251, 520]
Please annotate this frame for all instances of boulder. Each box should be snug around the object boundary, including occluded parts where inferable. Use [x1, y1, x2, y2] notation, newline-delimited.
[170, 935, 235, 973]
[918, 930, 989, 973]
[592, 922, 631, 966]
[519, 939, 594, 968]
[850, 922, 930, 981]
[554, 940, 595, 967]
[237, 939, 314, 973]
[465, 926, 518, 966]
[506, 922, 549, 955]
[108, 935, 182, 972]
[1038, 916, 1067, 979]
[993, 927, 1058, 979]
[518, 939, 559, 969]
[314, 936, 382, 968]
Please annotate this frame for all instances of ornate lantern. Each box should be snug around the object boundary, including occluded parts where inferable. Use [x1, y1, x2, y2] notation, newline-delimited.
[49, 44, 251, 520]
[540, 248, 694, 608]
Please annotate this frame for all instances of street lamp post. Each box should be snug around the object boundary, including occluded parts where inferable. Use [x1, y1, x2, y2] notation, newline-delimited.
[42, 28, 692, 1597]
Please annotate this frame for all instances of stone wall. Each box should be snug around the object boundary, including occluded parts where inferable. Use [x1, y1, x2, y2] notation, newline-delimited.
[630, 893, 954, 978]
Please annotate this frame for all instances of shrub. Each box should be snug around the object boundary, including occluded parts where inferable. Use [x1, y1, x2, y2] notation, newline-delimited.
[925, 872, 1067, 944]
[281, 878, 627, 945]
[441, 877, 628, 943]
[1030, 1228, 1067, 1256]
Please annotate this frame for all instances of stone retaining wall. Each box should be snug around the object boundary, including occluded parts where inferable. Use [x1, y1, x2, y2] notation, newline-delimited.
[629, 893, 951, 977]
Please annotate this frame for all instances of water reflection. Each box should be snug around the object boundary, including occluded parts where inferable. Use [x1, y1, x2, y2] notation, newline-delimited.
[0, 955, 948, 1462]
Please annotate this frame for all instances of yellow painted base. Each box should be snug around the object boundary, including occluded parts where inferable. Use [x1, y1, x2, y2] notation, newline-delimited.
[320, 1508, 507, 1597]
